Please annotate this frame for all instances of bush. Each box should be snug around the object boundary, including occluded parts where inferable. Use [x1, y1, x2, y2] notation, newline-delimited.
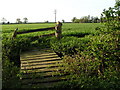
[50, 36, 89, 56]
[2, 58, 21, 88]
[53, 2, 120, 88]
[54, 30, 120, 89]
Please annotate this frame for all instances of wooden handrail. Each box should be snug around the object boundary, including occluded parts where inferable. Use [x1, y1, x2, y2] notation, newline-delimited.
[12, 28, 18, 39]
[12, 22, 62, 40]
[17, 27, 55, 34]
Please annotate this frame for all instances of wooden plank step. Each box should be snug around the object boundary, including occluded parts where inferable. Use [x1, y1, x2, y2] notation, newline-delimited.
[21, 55, 60, 59]
[21, 59, 61, 65]
[21, 56, 61, 62]
[21, 63, 58, 70]
[20, 66, 63, 73]
[21, 52, 57, 58]
[21, 54, 59, 61]
[21, 57, 61, 63]
[21, 60, 62, 67]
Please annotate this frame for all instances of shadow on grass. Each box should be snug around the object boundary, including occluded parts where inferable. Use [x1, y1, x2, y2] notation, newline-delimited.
[63, 33, 90, 38]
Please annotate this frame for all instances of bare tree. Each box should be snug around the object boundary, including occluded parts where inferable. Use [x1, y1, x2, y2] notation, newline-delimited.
[23, 17, 28, 23]
[16, 18, 22, 24]
[71, 17, 77, 23]
[1, 17, 7, 24]
[62, 19, 65, 23]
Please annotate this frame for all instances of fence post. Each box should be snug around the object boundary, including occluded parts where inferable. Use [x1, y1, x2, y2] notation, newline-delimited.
[12, 28, 18, 39]
[55, 21, 62, 40]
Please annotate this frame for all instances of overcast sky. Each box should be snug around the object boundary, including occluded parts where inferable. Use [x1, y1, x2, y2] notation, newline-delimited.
[0, 0, 115, 22]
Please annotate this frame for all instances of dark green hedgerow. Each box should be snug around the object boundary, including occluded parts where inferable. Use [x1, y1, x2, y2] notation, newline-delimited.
[50, 2, 120, 89]
[2, 37, 32, 88]
[50, 36, 90, 57]
[52, 32, 120, 89]
[2, 36, 52, 88]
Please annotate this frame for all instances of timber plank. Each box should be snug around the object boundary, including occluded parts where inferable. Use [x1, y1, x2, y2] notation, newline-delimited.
[20, 48, 66, 88]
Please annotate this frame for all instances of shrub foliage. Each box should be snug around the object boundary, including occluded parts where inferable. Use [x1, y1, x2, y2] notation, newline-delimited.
[51, 2, 120, 89]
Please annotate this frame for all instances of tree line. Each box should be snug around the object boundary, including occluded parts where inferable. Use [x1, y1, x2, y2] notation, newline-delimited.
[1, 17, 28, 24]
[71, 15, 100, 23]
[1, 15, 104, 24]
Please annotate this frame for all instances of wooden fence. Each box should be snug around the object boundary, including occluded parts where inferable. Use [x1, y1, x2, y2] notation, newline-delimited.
[12, 22, 62, 40]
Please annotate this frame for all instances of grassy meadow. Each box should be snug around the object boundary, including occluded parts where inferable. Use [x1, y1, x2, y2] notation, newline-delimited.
[2, 23, 102, 39]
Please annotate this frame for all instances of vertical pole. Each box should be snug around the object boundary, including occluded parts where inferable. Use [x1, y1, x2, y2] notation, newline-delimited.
[54, 10, 57, 23]
[55, 21, 62, 40]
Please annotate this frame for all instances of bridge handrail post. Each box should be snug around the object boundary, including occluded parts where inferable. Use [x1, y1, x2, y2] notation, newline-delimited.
[12, 28, 18, 39]
[55, 21, 62, 40]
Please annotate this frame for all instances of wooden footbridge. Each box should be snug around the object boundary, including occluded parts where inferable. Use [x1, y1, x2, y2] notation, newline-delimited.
[20, 48, 67, 88]
[11, 22, 69, 88]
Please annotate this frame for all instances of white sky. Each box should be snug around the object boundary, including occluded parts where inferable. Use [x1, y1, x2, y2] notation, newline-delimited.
[0, 0, 116, 22]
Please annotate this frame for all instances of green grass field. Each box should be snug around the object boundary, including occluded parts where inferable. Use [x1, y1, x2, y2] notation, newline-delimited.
[2, 23, 102, 39]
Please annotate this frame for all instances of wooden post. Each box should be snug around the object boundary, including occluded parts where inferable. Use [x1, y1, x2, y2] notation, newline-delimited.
[55, 21, 62, 40]
[12, 28, 18, 39]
